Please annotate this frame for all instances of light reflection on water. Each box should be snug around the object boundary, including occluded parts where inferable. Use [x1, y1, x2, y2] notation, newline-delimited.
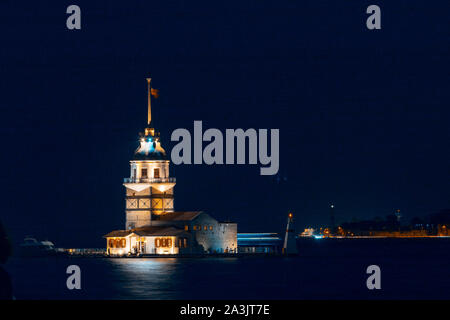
[99, 257, 244, 299]
[105, 258, 181, 299]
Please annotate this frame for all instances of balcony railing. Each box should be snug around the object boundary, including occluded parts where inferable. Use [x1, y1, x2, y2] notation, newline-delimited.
[124, 177, 176, 184]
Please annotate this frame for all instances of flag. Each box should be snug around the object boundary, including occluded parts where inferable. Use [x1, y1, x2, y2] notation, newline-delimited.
[151, 88, 160, 98]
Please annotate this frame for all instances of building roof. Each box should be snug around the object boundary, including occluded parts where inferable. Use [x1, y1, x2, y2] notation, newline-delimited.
[103, 230, 131, 238]
[104, 226, 188, 238]
[155, 211, 203, 221]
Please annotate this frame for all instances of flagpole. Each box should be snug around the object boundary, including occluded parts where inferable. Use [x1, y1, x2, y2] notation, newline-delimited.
[147, 78, 152, 126]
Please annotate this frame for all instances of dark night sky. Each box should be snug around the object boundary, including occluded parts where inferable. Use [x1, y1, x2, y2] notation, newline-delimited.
[0, 1, 448, 247]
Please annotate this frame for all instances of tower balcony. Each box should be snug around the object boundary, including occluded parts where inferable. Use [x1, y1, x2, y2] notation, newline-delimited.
[124, 177, 176, 184]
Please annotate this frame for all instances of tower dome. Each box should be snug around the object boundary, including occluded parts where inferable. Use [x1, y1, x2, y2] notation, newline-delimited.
[132, 78, 167, 161]
[133, 131, 168, 161]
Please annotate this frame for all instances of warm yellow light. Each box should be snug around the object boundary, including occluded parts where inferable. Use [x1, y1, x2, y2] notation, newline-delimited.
[288, 213, 293, 218]
[154, 183, 175, 192]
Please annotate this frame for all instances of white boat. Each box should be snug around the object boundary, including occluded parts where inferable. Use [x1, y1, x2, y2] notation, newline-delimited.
[19, 237, 56, 257]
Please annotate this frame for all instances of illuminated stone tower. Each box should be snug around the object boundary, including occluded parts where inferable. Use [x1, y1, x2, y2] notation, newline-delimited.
[123, 78, 176, 229]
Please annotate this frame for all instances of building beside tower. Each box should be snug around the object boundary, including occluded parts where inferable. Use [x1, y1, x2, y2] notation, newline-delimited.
[104, 78, 237, 255]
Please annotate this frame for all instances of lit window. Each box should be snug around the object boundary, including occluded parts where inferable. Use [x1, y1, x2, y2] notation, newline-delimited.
[204, 225, 207, 231]
[184, 225, 189, 231]
[154, 168, 160, 178]
[209, 226, 213, 231]
[141, 168, 148, 178]
[155, 238, 171, 248]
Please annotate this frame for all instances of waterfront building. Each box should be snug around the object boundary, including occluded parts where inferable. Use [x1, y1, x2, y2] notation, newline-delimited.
[299, 228, 315, 237]
[104, 78, 237, 255]
[237, 233, 282, 254]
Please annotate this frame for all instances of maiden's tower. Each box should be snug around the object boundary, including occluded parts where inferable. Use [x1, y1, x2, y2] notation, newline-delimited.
[104, 78, 237, 255]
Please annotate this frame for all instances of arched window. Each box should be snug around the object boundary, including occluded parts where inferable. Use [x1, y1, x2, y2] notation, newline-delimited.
[108, 239, 114, 248]
[121, 238, 126, 248]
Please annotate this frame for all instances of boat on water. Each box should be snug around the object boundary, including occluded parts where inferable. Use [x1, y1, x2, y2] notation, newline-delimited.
[19, 237, 57, 257]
